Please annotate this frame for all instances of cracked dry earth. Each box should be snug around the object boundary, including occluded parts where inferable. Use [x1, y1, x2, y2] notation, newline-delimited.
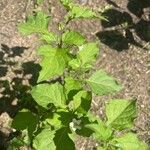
[0, 0, 150, 149]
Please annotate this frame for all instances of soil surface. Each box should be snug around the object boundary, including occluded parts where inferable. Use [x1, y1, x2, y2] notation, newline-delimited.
[0, 0, 150, 149]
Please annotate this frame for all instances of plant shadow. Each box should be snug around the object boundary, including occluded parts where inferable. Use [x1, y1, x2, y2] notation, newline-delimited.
[96, 0, 150, 51]
[0, 44, 42, 149]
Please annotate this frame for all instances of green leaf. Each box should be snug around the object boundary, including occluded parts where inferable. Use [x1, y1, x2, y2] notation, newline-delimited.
[54, 127, 75, 150]
[41, 32, 57, 43]
[70, 90, 92, 114]
[37, 0, 44, 5]
[87, 70, 123, 95]
[31, 82, 66, 109]
[11, 109, 38, 138]
[10, 137, 25, 149]
[112, 133, 148, 150]
[97, 147, 107, 150]
[18, 12, 49, 35]
[33, 129, 56, 150]
[77, 43, 99, 67]
[86, 120, 113, 141]
[62, 30, 86, 46]
[65, 76, 82, 94]
[60, 0, 73, 9]
[106, 99, 136, 130]
[44, 113, 62, 129]
[37, 45, 70, 82]
[68, 59, 81, 70]
[69, 5, 97, 19]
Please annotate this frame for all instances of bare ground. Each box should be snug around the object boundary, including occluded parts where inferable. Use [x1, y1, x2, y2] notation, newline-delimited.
[0, 0, 150, 149]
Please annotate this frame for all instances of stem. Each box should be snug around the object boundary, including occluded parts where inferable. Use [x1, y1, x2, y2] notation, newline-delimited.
[58, 16, 73, 48]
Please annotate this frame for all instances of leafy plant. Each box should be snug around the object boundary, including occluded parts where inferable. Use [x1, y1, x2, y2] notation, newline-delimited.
[9, 0, 148, 149]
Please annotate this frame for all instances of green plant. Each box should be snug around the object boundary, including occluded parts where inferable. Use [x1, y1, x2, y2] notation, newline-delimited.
[9, 0, 148, 149]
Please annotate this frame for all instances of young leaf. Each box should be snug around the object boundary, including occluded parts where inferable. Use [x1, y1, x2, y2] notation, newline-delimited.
[77, 43, 99, 67]
[18, 12, 49, 35]
[44, 113, 62, 129]
[33, 129, 56, 150]
[37, 45, 70, 82]
[62, 30, 86, 46]
[86, 120, 113, 141]
[87, 70, 123, 95]
[65, 76, 82, 94]
[11, 109, 38, 138]
[106, 99, 136, 130]
[68, 59, 81, 70]
[31, 82, 66, 109]
[112, 133, 148, 150]
[60, 0, 73, 10]
[41, 32, 57, 43]
[70, 90, 92, 114]
[54, 127, 75, 150]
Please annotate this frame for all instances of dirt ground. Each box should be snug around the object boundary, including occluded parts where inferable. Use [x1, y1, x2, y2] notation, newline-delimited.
[0, 0, 150, 149]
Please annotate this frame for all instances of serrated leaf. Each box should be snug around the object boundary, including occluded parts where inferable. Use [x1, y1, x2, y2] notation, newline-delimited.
[41, 32, 57, 43]
[37, 45, 70, 82]
[69, 5, 97, 19]
[18, 12, 49, 35]
[11, 109, 38, 138]
[87, 70, 123, 95]
[65, 76, 82, 94]
[86, 120, 113, 141]
[69, 90, 92, 114]
[112, 133, 148, 150]
[54, 127, 75, 150]
[106, 99, 136, 130]
[33, 129, 56, 150]
[77, 43, 99, 67]
[62, 30, 86, 46]
[31, 82, 66, 109]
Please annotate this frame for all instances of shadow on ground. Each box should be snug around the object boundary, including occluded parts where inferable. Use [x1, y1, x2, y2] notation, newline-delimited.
[0, 44, 41, 149]
[96, 0, 150, 51]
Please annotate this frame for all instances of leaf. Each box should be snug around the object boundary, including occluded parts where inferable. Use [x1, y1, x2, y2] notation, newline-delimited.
[11, 109, 38, 138]
[106, 99, 136, 130]
[37, 45, 70, 82]
[10, 137, 25, 149]
[44, 113, 62, 129]
[97, 147, 107, 150]
[69, 5, 97, 19]
[86, 120, 113, 141]
[77, 43, 99, 67]
[87, 70, 123, 95]
[18, 12, 49, 35]
[60, 0, 73, 9]
[31, 82, 66, 109]
[33, 129, 56, 150]
[112, 133, 148, 150]
[68, 59, 81, 70]
[37, 0, 44, 5]
[41, 32, 57, 43]
[54, 127, 75, 150]
[70, 90, 92, 114]
[62, 30, 86, 46]
[65, 76, 82, 94]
